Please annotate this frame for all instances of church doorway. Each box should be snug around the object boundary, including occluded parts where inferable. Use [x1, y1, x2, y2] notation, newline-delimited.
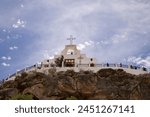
[90, 63, 95, 67]
[64, 59, 75, 67]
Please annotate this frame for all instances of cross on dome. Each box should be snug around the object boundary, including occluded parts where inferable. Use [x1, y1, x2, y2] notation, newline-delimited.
[67, 35, 76, 45]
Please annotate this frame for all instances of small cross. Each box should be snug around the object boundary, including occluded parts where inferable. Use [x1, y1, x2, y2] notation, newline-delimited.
[67, 35, 76, 45]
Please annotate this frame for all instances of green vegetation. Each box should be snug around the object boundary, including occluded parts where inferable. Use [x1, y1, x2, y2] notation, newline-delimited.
[55, 55, 64, 67]
[11, 93, 33, 100]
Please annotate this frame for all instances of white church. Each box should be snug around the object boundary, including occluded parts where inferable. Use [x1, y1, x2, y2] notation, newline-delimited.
[42, 35, 96, 68]
[6, 35, 148, 81]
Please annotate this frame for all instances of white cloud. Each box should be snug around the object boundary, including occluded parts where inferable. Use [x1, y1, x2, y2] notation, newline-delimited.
[77, 40, 94, 50]
[127, 56, 150, 67]
[99, 40, 109, 45]
[9, 46, 18, 50]
[7, 56, 11, 60]
[2, 29, 6, 32]
[84, 42, 91, 46]
[1, 62, 10, 67]
[12, 34, 22, 39]
[77, 44, 86, 50]
[1, 56, 11, 60]
[6, 36, 10, 39]
[111, 31, 129, 44]
[43, 50, 55, 59]
[85, 41, 94, 46]
[12, 19, 26, 28]
[49, 56, 54, 59]
[1, 56, 7, 60]
[43, 50, 51, 59]
[21, 4, 24, 8]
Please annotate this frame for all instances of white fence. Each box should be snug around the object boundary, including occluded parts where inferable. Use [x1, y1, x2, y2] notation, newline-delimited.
[4, 63, 148, 81]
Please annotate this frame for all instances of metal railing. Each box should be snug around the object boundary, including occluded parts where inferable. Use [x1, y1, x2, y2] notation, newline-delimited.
[5, 64, 37, 81]
[77, 63, 147, 71]
[5, 63, 148, 81]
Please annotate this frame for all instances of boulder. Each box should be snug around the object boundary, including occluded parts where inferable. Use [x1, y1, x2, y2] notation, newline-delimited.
[0, 88, 18, 99]
[23, 84, 47, 99]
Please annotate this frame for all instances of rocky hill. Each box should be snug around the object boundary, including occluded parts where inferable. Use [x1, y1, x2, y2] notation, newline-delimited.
[0, 68, 150, 100]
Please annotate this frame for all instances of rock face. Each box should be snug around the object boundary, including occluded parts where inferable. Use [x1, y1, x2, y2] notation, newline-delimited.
[0, 88, 18, 100]
[0, 69, 150, 100]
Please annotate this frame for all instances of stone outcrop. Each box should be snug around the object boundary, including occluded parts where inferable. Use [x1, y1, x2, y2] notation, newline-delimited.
[0, 69, 150, 100]
[0, 88, 18, 100]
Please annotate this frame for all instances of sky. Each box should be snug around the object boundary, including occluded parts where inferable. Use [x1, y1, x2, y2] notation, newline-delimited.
[0, 0, 150, 80]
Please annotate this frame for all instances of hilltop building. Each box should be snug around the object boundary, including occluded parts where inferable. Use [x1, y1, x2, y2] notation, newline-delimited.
[5, 35, 148, 81]
[42, 35, 96, 69]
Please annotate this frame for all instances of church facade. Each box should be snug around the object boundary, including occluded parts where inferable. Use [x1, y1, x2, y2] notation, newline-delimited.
[41, 35, 96, 69]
